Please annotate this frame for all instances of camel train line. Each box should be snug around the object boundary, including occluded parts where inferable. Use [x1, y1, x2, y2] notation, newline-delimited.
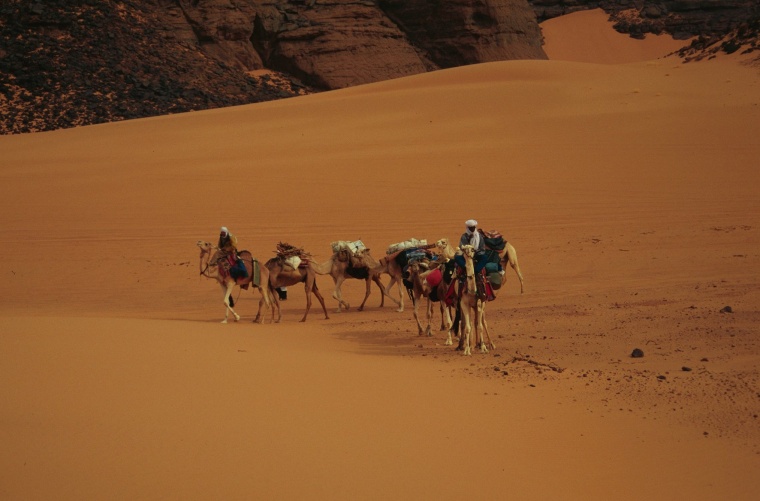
[196, 232, 523, 355]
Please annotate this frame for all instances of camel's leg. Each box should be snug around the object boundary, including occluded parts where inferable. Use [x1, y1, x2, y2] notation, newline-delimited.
[221, 282, 240, 323]
[456, 304, 467, 351]
[460, 305, 473, 356]
[372, 274, 386, 308]
[332, 276, 350, 313]
[424, 298, 433, 337]
[505, 244, 525, 293]
[482, 308, 495, 350]
[477, 301, 489, 354]
[445, 303, 458, 346]
[384, 276, 404, 311]
[269, 285, 282, 323]
[313, 280, 330, 320]
[438, 300, 451, 332]
[357, 277, 372, 311]
[253, 285, 272, 323]
[411, 293, 425, 336]
[301, 278, 329, 322]
[253, 293, 264, 323]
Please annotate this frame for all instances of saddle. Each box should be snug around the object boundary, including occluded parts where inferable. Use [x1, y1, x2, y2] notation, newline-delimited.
[446, 266, 495, 304]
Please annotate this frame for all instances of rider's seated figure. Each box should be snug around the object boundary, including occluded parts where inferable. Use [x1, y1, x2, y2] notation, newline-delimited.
[218, 226, 248, 279]
[458, 219, 488, 272]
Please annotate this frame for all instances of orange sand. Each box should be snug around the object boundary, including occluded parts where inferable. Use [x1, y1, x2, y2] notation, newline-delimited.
[1, 11, 759, 501]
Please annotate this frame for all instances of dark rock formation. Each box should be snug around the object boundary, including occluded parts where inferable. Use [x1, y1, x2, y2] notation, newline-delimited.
[1, 0, 757, 134]
[176, 0, 547, 90]
[0, 0, 547, 134]
[0, 0, 306, 134]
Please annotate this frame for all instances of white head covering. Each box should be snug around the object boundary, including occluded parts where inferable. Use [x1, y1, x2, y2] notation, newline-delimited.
[464, 220, 481, 249]
[220, 226, 229, 236]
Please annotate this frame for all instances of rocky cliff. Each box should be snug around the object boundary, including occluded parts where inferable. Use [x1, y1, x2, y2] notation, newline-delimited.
[1, 0, 757, 135]
[0, 0, 546, 134]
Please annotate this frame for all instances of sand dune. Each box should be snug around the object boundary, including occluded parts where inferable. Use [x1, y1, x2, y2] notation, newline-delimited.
[1, 10, 759, 501]
[541, 9, 691, 63]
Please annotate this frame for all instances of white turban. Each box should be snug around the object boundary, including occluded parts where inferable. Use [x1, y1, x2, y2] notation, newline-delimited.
[220, 226, 229, 235]
[465, 219, 478, 227]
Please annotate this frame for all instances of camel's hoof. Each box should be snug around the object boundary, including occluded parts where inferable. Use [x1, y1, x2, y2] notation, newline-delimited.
[221, 320, 228, 324]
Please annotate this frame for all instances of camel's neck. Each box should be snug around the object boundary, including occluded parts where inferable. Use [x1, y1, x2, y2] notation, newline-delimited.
[409, 266, 425, 292]
[311, 257, 334, 275]
[199, 250, 221, 281]
[464, 255, 476, 294]
[442, 244, 456, 261]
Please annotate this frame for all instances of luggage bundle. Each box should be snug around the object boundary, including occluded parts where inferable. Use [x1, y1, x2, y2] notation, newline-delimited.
[331, 239, 366, 255]
[386, 238, 427, 255]
[480, 230, 506, 290]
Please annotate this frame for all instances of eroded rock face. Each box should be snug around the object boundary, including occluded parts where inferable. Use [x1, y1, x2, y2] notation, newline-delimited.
[379, 0, 547, 68]
[2, 0, 756, 134]
[174, 0, 546, 90]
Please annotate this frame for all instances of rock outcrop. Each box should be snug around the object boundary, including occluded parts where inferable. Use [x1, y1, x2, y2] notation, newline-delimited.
[0, 0, 547, 134]
[175, 0, 547, 90]
[1, 0, 757, 134]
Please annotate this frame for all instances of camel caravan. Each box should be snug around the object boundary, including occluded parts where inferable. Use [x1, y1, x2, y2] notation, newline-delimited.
[197, 220, 524, 355]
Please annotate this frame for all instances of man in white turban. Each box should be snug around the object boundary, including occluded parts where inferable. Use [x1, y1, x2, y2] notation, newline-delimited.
[459, 219, 485, 254]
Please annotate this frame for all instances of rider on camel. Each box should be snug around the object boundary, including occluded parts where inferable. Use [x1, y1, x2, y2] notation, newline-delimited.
[218, 226, 248, 279]
[458, 219, 488, 272]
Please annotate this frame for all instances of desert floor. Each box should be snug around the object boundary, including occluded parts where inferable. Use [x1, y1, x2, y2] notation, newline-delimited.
[1, 9, 759, 501]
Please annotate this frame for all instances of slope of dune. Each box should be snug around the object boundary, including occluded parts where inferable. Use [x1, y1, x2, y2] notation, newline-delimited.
[1, 10, 759, 501]
[541, 9, 691, 63]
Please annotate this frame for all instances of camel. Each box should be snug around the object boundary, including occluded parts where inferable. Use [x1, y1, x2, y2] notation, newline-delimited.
[442, 236, 524, 293]
[371, 240, 447, 313]
[457, 244, 495, 355]
[311, 247, 388, 312]
[197, 241, 272, 323]
[371, 252, 407, 312]
[405, 260, 454, 337]
[265, 254, 330, 323]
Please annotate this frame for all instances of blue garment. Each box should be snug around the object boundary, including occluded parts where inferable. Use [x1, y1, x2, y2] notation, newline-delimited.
[453, 254, 488, 274]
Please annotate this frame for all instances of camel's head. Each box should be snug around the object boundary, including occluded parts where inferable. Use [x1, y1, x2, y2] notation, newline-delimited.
[352, 248, 375, 265]
[197, 240, 215, 252]
[198, 241, 223, 279]
[460, 244, 475, 259]
[435, 238, 448, 249]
